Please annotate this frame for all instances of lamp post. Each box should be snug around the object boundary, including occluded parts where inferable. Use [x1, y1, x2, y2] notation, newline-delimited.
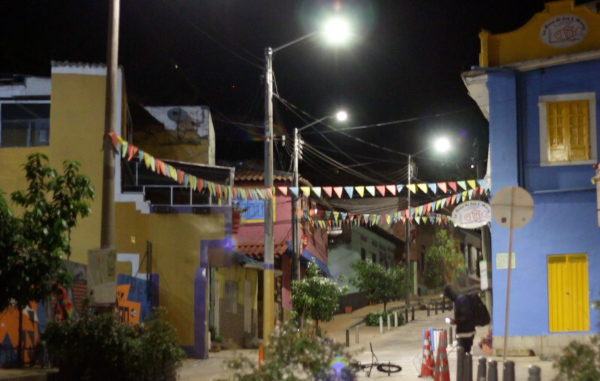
[292, 111, 347, 281]
[263, 19, 350, 342]
[404, 137, 450, 307]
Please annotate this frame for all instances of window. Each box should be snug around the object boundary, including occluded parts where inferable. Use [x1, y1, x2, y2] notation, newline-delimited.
[372, 254, 377, 264]
[361, 248, 366, 261]
[0, 103, 50, 148]
[539, 93, 597, 166]
[420, 252, 426, 272]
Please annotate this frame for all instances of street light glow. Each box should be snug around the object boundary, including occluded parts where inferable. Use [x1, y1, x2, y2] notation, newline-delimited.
[434, 137, 451, 153]
[324, 18, 351, 43]
[335, 110, 348, 121]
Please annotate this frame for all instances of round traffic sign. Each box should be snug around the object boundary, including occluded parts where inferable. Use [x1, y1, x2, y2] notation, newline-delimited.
[490, 186, 534, 229]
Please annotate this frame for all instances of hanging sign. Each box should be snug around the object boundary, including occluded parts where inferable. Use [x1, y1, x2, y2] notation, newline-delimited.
[451, 200, 492, 229]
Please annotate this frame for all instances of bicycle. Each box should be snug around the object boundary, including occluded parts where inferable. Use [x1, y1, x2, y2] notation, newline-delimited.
[349, 342, 402, 377]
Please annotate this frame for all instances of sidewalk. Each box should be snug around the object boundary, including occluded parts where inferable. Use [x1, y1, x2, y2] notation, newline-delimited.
[178, 297, 558, 380]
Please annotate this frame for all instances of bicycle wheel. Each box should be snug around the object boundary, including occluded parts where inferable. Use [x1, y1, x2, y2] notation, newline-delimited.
[376, 362, 402, 374]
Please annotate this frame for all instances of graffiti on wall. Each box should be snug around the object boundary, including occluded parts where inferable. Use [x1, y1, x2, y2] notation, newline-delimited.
[116, 275, 151, 324]
[0, 303, 41, 365]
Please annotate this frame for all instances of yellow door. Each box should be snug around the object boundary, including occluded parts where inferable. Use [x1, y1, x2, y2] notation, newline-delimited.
[547, 254, 590, 332]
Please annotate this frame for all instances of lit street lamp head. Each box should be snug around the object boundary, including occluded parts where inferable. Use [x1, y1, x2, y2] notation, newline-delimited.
[324, 18, 351, 44]
[335, 110, 348, 121]
[434, 137, 451, 153]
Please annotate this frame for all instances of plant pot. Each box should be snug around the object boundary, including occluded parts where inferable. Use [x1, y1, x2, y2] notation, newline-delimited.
[210, 342, 221, 352]
[344, 306, 353, 314]
[482, 343, 493, 355]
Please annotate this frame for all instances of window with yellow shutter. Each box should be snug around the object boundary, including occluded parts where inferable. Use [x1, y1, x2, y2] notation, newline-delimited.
[539, 93, 597, 166]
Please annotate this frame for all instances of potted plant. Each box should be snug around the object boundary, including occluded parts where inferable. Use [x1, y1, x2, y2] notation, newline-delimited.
[478, 331, 493, 355]
[344, 305, 353, 314]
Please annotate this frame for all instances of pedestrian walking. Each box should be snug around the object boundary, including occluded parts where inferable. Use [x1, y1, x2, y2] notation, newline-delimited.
[443, 284, 476, 353]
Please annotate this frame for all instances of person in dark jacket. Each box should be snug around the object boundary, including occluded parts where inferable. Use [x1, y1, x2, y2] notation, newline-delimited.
[443, 284, 476, 353]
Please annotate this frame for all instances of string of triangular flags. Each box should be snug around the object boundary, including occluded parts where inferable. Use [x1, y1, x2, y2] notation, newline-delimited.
[108, 132, 490, 202]
[280, 179, 488, 199]
[299, 187, 489, 230]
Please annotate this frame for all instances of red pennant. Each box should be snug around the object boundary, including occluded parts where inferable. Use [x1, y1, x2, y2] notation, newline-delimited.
[333, 187, 343, 198]
[448, 182, 457, 192]
[278, 186, 288, 196]
[155, 160, 165, 176]
[437, 182, 447, 193]
[198, 178, 205, 191]
[176, 170, 184, 184]
[232, 187, 238, 199]
[323, 187, 333, 197]
[376, 185, 386, 196]
[127, 144, 138, 161]
[266, 188, 273, 199]
[451, 194, 457, 204]
[386, 185, 397, 195]
[107, 132, 119, 149]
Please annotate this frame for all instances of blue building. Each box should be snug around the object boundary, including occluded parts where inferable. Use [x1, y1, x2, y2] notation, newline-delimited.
[463, 0, 600, 356]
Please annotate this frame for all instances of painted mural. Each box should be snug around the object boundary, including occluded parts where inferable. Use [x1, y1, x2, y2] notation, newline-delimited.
[116, 274, 152, 324]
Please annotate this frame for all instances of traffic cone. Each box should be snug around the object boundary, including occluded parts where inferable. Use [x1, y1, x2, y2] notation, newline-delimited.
[433, 348, 440, 381]
[419, 330, 434, 378]
[437, 331, 450, 381]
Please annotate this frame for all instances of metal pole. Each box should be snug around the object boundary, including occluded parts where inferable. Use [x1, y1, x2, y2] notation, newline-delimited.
[263, 47, 275, 343]
[101, 0, 120, 249]
[292, 128, 300, 281]
[502, 187, 516, 362]
[405, 154, 412, 307]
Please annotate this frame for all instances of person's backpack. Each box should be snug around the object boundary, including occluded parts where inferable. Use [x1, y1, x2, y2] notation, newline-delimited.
[469, 293, 491, 327]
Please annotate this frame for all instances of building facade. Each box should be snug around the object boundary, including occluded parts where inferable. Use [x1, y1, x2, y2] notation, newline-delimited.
[463, 0, 600, 356]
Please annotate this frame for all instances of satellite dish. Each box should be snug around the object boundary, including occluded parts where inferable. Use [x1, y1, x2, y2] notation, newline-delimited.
[167, 107, 188, 123]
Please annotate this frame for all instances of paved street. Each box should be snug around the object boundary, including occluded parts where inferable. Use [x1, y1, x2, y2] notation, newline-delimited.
[178, 299, 559, 380]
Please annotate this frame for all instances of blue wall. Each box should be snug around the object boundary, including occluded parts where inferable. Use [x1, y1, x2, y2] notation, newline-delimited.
[487, 60, 600, 338]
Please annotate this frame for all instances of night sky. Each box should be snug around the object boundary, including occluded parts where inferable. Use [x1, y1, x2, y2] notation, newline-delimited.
[1, 0, 555, 186]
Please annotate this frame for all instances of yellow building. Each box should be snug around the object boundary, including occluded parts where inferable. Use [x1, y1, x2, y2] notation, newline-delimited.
[0, 62, 233, 359]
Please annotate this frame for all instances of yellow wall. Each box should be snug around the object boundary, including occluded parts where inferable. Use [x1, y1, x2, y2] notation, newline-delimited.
[214, 267, 258, 310]
[116, 202, 225, 346]
[0, 72, 110, 264]
[481, 1, 600, 67]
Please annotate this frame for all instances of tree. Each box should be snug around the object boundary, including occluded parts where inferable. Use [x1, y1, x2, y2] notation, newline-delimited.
[0, 153, 94, 365]
[423, 229, 465, 290]
[291, 260, 348, 333]
[349, 260, 406, 313]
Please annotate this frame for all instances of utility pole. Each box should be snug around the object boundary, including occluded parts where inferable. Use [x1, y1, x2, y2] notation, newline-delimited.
[100, 0, 120, 249]
[292, 128, 300, 281]
[405, 154, 412, 307]
[263, 47, 275, 342]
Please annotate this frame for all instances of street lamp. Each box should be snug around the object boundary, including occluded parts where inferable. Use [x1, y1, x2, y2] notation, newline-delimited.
[263, 19, 351, 342]
[405, 137, 451, 307]
[291, 111, 348, 282]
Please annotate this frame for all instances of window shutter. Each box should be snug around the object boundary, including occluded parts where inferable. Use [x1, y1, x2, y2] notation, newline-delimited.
[547, 102, 568, 162]
[546, 100, 590, 163]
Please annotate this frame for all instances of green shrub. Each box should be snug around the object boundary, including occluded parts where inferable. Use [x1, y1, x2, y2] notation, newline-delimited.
[364, 311, 404, 327]
[553, 298, 600, 381]
[219, 320, 356, 380]
[43, 307, 185, 381]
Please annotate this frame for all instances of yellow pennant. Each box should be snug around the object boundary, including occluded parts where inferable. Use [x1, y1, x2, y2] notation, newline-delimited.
[355, 186, 365, 197]
[417, 183, 428, 193]
[407, 184, 417, 193]
[467, 180, 477, 190]
[301, 187, 311, 197]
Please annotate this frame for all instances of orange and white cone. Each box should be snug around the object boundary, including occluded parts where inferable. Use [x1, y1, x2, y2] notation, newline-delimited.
[437, 331, 450, 381]
[419, 330, 434, 378]
[433, 347, 441, 381]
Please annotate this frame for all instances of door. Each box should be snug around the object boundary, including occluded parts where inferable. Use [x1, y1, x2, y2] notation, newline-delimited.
[547, 254, 589, 332]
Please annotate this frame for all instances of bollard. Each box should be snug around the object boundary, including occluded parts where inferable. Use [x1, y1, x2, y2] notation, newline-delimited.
[405, 307, 409, 323]
[412, 305, 415, 321]
[355, 325, 359, 344]
[442, 297, 446, 313]
[427, 303, 431, 316]
[387, 314, 391, 331]
[379, 316, 383, 333]
[346, 329, 350, 347]
[435, 301, 438, 315]
[487, 359, 498, 381]
[477, 356, 486, 381]
[449, 326, 453, 345]
[394, 311, 398, 327]
[528, 365, 541, 381]
[465, 353, 473, 381]
[456, 346, 465, 381]
[503, 361, 516, 381]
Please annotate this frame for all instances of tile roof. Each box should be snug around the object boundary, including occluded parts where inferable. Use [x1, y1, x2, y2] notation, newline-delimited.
[235, 241, 289, 261]
[235, 168, 292, 183]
